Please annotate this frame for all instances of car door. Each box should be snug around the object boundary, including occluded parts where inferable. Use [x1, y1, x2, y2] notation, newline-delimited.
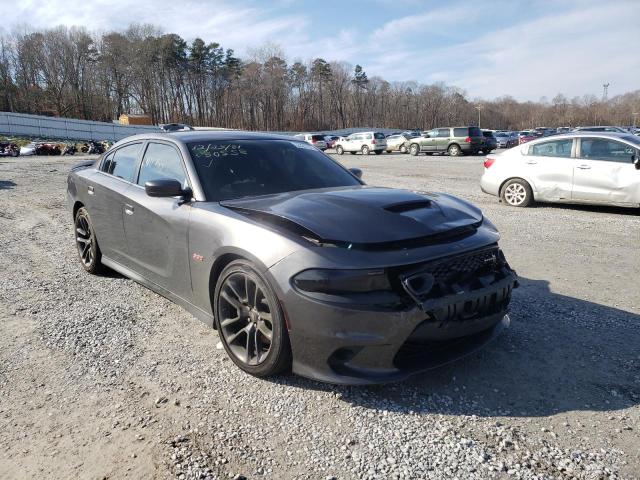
[421, 130, 439, 152]
[435, 128, 451, 152]
[520, 138, 575, 201]
[90, 142, 144, 264]
[121, 141, 193, 298]
[571, 137, 640, 205]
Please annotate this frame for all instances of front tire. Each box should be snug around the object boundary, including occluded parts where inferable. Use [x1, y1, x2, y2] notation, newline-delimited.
[501, 178, 533, 207]
[400, 144, 407, 154]
[74, 207, 104, 274]
[336, 145, 344, 155]
[214, 260, 292, 377]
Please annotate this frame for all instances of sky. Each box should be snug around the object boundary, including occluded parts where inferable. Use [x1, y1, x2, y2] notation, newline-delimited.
[3, 0, 639, 101]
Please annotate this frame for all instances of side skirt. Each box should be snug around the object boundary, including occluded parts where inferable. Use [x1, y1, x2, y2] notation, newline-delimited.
[101, 256, 215, 328]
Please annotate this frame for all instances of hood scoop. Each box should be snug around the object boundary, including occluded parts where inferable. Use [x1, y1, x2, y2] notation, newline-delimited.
[384, 199, 432, 213]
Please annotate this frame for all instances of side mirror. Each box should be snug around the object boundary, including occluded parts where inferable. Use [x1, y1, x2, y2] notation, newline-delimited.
[349, 168, 363, 179]
[145, 179, 186, 198]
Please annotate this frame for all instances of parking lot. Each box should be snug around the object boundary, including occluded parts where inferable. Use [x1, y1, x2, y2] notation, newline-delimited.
[1, 151, 639, 479]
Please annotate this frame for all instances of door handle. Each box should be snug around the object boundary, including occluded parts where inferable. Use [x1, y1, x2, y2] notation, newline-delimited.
[87, 185, 95, 195]
[124, 204, 134, 215]
[525, 161, 537, 165]
[576, 165, 591, 170]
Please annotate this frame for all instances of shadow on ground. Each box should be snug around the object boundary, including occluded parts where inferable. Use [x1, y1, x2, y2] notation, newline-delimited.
[278, 276, 639, 418]
[0, 180, 16, 190]
[534, 202, 640, 216]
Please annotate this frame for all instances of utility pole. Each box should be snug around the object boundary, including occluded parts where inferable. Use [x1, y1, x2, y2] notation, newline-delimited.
[602, 83, 609, 102]
[475, 105, 483, 128]
[632, 112, 639, 129]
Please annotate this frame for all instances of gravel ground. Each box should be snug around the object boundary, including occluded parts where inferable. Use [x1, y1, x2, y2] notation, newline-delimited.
[0, 151, 638, 479]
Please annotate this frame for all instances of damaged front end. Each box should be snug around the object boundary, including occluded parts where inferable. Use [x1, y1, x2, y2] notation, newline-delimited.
[392, 246, 518, 371]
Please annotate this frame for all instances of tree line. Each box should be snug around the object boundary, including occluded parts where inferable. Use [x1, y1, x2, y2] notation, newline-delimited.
[0, 24, 638, 132]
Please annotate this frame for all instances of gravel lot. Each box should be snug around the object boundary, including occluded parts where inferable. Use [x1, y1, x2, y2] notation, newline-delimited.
[0, 151, 638, 479]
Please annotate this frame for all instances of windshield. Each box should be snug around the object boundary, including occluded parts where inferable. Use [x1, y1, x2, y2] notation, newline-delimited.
[188, 140, 362, 201]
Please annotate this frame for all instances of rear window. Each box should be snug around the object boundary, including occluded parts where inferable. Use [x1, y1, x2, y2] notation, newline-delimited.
[374, 132, 386, 139]
[468, 127, 482, 137]
[482, 131, 495, 138]
[311, 135, 325, 141]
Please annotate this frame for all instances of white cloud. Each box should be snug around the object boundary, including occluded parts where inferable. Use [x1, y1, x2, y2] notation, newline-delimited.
[3, 0, 638, 100]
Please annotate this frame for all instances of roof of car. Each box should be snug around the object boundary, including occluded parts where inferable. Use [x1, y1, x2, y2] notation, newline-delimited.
[112, 130, 298, 147]
[525, 131, 640, 144]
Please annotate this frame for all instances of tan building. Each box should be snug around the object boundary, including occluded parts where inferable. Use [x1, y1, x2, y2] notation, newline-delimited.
[119, 114, 152, 126]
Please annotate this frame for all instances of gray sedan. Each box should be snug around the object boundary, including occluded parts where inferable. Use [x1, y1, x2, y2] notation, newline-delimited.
[481, 132, 640, 208]
[67, 131, 517, 384]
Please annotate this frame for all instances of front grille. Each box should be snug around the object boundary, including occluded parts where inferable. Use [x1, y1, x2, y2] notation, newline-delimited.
[397, 246, 517, 321]
[425, 247, 501, 284]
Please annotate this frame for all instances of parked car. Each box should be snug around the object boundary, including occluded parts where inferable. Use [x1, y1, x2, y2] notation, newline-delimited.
[404, 126, 483, 157]
[67, 130, 518, 384]
[335, 132, 387, 155]
[481, 130, 498, 154]
[159, 123, 195, 132]
[573, 126, 627, 133]
[35, 142, 62, 155]
[494, 131, 517, 149]
[0, 142, 20, 157]
[518, 131, 537, 145]
[385, 133, 417, 153]
[19, 142, 37, 156]
[294, 133, 327, 151]
[481, 132, 640, 208]
[556, 127, 572, 134]
[324, 135, 340, 149]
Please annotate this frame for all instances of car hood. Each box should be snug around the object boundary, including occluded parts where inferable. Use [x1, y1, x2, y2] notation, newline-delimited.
[220, 186, 483, 245]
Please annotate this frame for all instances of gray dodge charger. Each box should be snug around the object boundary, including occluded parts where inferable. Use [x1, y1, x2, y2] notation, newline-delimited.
[67, 131, 518, 384]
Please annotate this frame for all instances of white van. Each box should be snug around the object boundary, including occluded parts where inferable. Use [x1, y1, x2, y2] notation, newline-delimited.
[294, 133, 328, 151]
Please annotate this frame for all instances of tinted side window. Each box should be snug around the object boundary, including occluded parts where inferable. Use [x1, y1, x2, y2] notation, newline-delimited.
[374, 132, 385, 139]
[101, 152, 114, 172]
[579, 139, 634, 163]
[453, 128, 467, 137]
[108, 143, 142, 182]
[529, 139, 573, 157]
[138, 143, 188, 188]
[437, 128, 450, 138]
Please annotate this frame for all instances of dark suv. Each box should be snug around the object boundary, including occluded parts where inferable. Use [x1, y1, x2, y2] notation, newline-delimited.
[405, 126, 483, 156]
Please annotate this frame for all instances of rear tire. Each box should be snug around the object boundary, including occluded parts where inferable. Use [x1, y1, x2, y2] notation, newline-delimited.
[214, 260, 292, 377]
[448, 144, 462, 157]
[400, 144, 407, 154]
[501, 178, 533, 207]
[74, 207, 104, 274]
[361, 145, 370, 155]
[374, 150, 382, 155]
[409, 143, 420, 156]
[336, 145, 344, 155]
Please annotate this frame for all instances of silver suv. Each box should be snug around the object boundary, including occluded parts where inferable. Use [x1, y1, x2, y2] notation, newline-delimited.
[335, 132, 387, 155]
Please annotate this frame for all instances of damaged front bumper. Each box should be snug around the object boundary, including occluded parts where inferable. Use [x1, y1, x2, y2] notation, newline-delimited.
[273, 246, 519, 385]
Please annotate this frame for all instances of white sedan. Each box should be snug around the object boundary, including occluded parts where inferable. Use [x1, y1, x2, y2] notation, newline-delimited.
[480, 132, 640, 208]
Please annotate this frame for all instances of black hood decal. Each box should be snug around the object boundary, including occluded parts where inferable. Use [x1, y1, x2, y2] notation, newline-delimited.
[221, 186, 483, 246]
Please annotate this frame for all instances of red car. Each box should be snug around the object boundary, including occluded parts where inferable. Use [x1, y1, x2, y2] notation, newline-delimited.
[518, 131, 537, 144]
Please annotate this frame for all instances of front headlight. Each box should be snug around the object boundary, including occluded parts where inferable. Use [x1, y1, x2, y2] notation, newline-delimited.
[292, 269, 392, 294]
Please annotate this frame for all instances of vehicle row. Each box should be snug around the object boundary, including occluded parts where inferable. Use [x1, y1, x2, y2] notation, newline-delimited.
[1, 140, 113, 157]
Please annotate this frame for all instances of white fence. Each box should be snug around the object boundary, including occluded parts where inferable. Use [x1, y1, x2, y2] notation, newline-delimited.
[0, 112, 160, 142]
